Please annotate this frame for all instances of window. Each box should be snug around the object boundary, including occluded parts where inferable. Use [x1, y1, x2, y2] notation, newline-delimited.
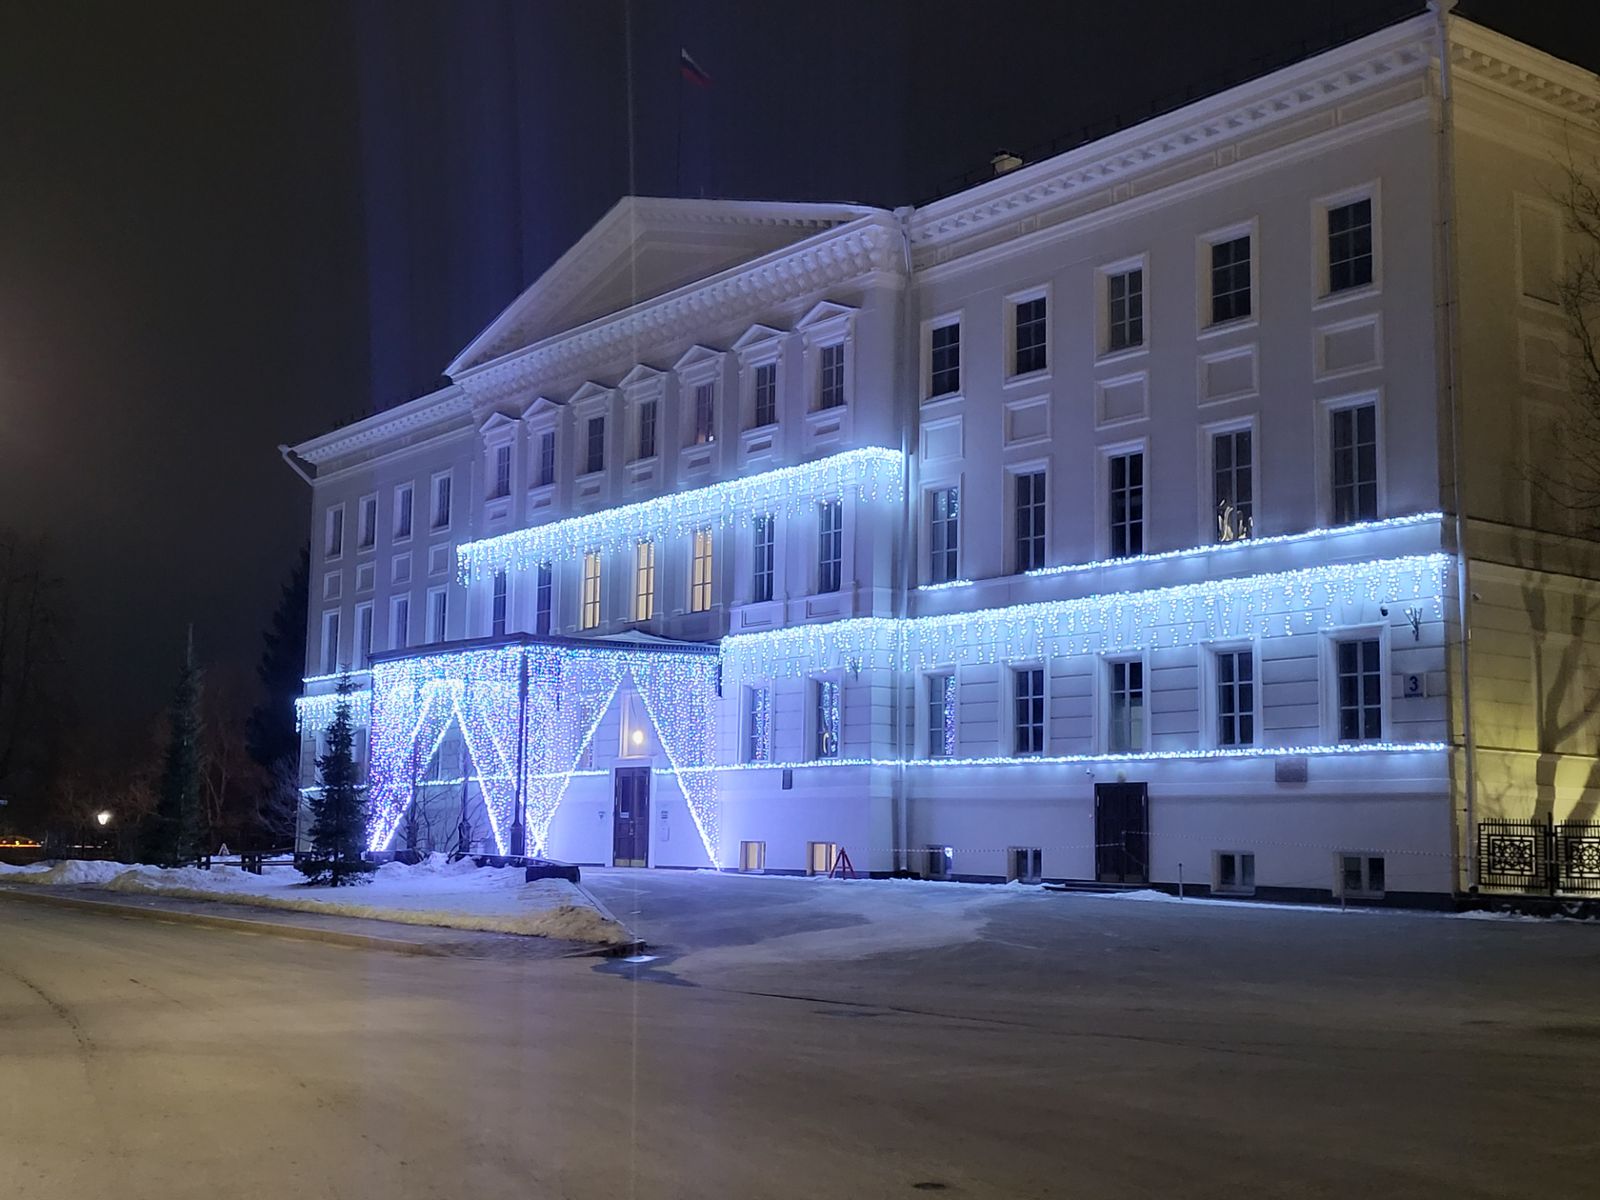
[1108, 450, 1144, 557]
[752, 362, 777, 428]
[393, 484, 413, 540]
[1014, 470, 1046, 572]
[427, 587, 448, 643]
[534, 564, 553, 636]
[817, 499, 843, 593]
[814, 678, 841, 759]
[325, 506, 344, 559]
[1327, 198, 1373, 293]
[818, 342, 845, 410]
[1108, 660, 1144, 753]
[691, 383, 716, 445]
[746, 685, 772, 763]
[1215, 852, 1256, 895]
[1013, 296, 1048, 375]
[390, 594, 410, 650]
[690, 529, 714, 612]
[355, 603, 374, 668]
[1339, 854, 1386, 898]
[1013, 666, 1045, 755]
[633, 541, 655, 621]
[929, 320, 960, 398]
[1209, 235, 1252, 324]
[1336, 637, 1382, 742]
[928, 486, 960, 584]
[751, 514, 775, 603]
[637, 400, 658, 460]
[358, 495, 377, 549]
[491, 444, 512, 499]
[928, 673, 956, 758]
[1008, 847, 1043, 884]
[1215, 649, 1254, 747]
[1106, 269, 1144, 352]
[431, 474, 451, 530]
[1330, 403, 1378, 524]
[585, 416, 605, 475]
[581, 552, 601, 629]
[536, 430, 556, 487]
[1212, 428, 1253, 542]
[321, 610, 340, 675]
[491, 570, 509, 637]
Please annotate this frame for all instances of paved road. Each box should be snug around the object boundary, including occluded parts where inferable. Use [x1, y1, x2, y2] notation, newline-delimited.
[3, 881, 1599, 1199]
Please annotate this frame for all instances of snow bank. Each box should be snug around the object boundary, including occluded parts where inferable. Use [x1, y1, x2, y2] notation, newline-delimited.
[0, 858, 628, 945]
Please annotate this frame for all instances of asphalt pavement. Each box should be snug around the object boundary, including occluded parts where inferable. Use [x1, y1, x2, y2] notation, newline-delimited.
[3, 874, 1598, 1199]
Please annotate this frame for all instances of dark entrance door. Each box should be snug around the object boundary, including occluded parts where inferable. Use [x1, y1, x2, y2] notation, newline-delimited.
[612, 767, 651, 867]
[1094, 782, 1149, 884]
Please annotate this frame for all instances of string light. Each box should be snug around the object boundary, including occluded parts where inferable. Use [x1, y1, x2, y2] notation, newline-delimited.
[716, 741, 1449, 771]
[724, 554, 1448, 680]
[918, 511, 1446, 592]
[456, 446, 904, 582]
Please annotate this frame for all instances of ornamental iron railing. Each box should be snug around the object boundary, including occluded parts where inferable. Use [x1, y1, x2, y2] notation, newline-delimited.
[1477, 817, 1600, 897]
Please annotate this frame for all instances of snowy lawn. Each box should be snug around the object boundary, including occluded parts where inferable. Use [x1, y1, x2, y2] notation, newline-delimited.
[0, 854, 629, 945]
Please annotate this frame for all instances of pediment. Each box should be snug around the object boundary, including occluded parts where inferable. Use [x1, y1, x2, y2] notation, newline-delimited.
[567, 380, 615, 410]
[617, 363, 666, 390]
[796, 300, 858, 330]
[672, 344, 725, 373]
[446, 198, 877, 377]
[520, 395, 563, 423]
[479, 411, 519, 435]
[732, 323, 786, 352]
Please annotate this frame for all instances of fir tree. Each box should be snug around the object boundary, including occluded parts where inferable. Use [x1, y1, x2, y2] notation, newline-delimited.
[142, 633, 205, 866]
[245, 548, 307, 846]
[299, 673, 371, 885]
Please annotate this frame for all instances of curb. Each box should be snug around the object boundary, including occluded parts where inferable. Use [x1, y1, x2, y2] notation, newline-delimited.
[0, 886, 452, 956]
[569, 879, 645, 954]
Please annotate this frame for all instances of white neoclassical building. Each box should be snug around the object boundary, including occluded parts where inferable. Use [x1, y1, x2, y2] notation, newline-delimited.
[286, 8, 1600, 904]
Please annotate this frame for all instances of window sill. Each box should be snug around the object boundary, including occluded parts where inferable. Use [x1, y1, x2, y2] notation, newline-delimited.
[807, 404, 848, 422]
[924, 389, 963, 406]
[1197, 315, 1257, 341]
[1002, 368, 1051, 390]
[1095, 345, 1147, 369]
[1313, 281, 1381, 311]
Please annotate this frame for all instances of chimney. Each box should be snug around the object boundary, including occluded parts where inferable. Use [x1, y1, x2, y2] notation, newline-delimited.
[990, 150, 1024, 177]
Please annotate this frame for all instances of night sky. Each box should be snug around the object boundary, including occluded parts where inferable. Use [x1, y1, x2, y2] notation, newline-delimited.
[1, 1, 1595, 744]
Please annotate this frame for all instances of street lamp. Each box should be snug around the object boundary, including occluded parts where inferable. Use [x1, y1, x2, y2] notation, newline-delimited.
[95, 810, 112, 827]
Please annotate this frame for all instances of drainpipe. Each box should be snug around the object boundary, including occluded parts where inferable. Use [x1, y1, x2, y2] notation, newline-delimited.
[1431, 0, 1478, 893]
[892, 206, 918, 874]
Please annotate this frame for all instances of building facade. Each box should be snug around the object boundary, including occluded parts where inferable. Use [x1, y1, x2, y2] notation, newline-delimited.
[286, 10, 1600, 903]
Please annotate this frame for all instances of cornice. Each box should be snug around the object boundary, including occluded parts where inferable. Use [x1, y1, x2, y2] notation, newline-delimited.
[1449, 24, 1600, 122]
[292, 384, 471, 467]
[909, 18, 1436, 255]
[450, 214, 903, 409]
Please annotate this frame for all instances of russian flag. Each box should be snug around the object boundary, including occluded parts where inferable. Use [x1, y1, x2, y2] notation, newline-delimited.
[679, 47, 712, 88]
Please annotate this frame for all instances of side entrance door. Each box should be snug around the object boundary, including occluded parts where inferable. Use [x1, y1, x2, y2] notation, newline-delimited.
[1094, 782, 1149, 884]
[613, 767, 651, 868]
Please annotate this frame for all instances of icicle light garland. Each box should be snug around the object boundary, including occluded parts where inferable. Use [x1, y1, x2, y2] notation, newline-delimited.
[296, 689, 371, 733]
[715, 741, 1449, 771]
[359, 641, 720, 862]
[722, 553, 1449, 681]
[455, 446, 904, 582]
[918, 511, 1446, 592]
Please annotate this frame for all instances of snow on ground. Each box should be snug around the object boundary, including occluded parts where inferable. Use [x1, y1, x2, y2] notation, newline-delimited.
[0, 854, 628, 945]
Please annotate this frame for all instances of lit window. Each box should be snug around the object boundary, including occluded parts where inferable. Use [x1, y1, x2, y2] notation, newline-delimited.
[1108, 451, 1144, 557]
[1013, 667, 1045, 755]
[751, 514, 775, 603]
[692, 383, 716, 445]
[929, 321, 960, 397]
[1213, 429, 1253, 542]
[1209, 235, 1252, 324]
[1331, 404, 1378, 524]
[1108, 660, 1144, 753]
[690, 529, 714, 613]
[1013, 296, 1047, 375]
[1014, 471, 1046, 572]
[817, 499, 843, 593]
[1336, 638, 1382, 742]
[1216, 649, 1254, 746]
[928, 486, 959, 584]
[634, 541, 655, 622]
[581, 552, 601, 630]
[1328, 198, 1373, 293]
[1106, 269, 1143, 352]
[818, 343, 846, 410]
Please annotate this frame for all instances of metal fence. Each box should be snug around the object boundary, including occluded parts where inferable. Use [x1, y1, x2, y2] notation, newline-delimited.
[1478, 818, 1600, 897]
